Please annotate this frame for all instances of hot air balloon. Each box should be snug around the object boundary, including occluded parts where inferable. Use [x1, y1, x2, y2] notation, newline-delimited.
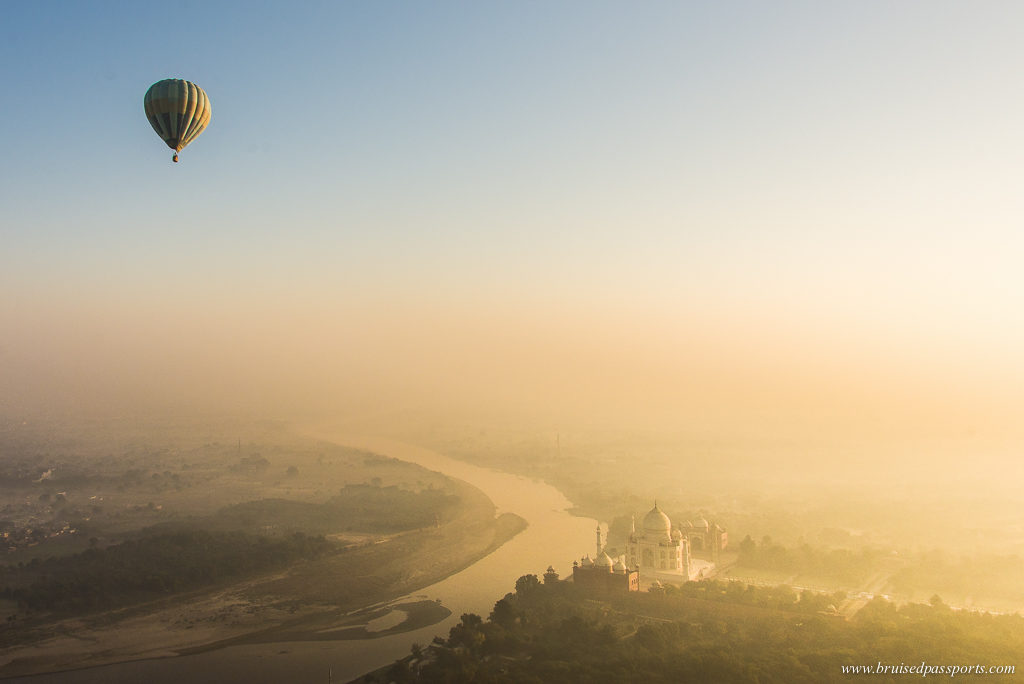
[143, 79, 211, 163]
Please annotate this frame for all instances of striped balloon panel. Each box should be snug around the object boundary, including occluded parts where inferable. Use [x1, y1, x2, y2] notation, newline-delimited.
[144, 79, 212, 152]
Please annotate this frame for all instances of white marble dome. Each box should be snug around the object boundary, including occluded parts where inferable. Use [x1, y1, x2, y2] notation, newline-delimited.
[642, 504, 672, 541]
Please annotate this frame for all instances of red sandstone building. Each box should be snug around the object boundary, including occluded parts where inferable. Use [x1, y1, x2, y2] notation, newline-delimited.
[571, 550, 640, 593]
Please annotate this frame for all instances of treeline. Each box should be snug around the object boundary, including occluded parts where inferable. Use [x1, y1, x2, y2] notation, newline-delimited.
[367, 575, 1024, 683]
[890, 551, 1024, 605]
[0, 529, 332, 615]
[212, 484, 457, 535]
[326, 483, 457, 530]
[736, 535, 884, 584]
[656, 577, 846, 614]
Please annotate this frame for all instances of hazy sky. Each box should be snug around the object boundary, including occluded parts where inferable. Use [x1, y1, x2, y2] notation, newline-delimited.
[2, 2, 1022, 463]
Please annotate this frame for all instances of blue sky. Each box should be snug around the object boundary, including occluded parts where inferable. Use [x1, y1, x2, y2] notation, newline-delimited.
[2, 2, 1023, 455]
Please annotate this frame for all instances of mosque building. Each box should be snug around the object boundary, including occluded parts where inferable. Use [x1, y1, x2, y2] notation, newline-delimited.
[572, 528, 640, 593]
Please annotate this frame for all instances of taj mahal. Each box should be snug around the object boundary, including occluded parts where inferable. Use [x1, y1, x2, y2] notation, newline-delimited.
[574, 502, 726, 589]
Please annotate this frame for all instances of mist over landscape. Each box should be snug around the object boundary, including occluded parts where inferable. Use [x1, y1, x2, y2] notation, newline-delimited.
[2, 2, 1023, 682]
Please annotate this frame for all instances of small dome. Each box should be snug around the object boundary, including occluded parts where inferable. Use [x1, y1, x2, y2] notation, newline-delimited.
[692, 518, 709, 530]
[582, 555, 594, 567]
[642, 503, 672, 541]
[595, 551, 614, 569]
[613, 558, 626, 573]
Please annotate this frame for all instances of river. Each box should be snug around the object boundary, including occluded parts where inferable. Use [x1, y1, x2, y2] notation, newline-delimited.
[7, 435, 598, 684]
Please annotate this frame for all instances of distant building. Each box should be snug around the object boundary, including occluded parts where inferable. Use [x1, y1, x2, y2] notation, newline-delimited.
[625, 502, 726, 581]
[575, 503, 727, 586]
[627, 502, 691, 578]
[681, 516, 728, 563]
[572, 552, 640, 593]
[573, 503, 727, 589]
[571, 525, 639, 593]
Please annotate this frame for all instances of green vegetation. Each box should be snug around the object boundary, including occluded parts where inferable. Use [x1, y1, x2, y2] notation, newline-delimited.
[657, 578, 846, 614]
[209, 484, 456, 535]
[0, 530, 332, 615]
[367, 577, 1024, 683]
[735, 535, 884, 585]
[0, 482, 461, 620]
[890, 551, 1024, 608]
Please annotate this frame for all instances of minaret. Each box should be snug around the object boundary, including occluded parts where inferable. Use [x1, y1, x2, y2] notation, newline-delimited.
[628, 515, 637, 568]
[595, 523, 603, 557]
[682, 537, 691, 581]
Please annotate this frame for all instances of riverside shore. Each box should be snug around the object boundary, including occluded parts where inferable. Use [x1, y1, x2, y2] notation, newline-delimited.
[0, 467, 525, 681]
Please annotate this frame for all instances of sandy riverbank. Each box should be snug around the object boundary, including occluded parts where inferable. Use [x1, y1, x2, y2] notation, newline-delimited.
[0, 462, 525, 681]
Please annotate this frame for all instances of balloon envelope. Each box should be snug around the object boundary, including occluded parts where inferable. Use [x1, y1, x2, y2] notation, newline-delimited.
[143, 79, 211, 155]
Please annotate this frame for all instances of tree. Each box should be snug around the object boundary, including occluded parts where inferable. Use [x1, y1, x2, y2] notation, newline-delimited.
[460, 613, 483, 629]
[739, 534, 756, 558]
[490, 597, 519, 629]
[447, 613, 486, 652]
[515, 574, 540, 596]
